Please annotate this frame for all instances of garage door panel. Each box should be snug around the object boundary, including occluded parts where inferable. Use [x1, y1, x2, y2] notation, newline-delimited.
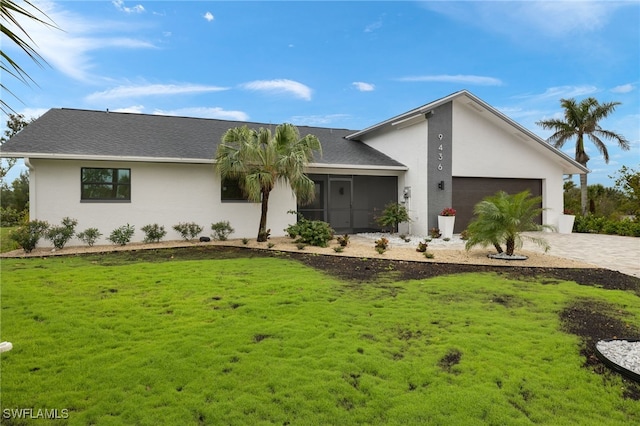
[452, 177, 542, 233]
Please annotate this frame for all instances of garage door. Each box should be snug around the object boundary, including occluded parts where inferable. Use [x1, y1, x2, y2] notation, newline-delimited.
[452, 177, 542, 233]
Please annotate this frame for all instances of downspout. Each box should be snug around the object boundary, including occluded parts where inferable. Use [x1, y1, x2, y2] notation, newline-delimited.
[24, 158, 35, 221]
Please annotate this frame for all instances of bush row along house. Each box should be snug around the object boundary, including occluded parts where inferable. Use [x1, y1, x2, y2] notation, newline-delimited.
[0, 90, 587, 246]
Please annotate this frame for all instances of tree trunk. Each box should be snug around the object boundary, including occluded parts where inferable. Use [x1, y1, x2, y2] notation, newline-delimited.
[506, 238, 515, 256]
[580, 172, 588, 216]
[493, 242, 503, 254]
[257, 189, 270, 242]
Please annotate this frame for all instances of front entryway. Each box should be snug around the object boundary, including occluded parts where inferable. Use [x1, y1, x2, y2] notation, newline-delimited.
[298, 174, 398, 233]
[329, 178, 352, 232]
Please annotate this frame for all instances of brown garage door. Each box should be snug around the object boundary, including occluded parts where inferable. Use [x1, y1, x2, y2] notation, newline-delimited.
[452, 177, 542, 233]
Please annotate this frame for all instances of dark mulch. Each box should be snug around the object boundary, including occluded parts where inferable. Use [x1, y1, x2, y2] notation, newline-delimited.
[82, 245, 640, 396]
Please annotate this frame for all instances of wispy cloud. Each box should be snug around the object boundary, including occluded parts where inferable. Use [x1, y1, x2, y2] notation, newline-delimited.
[423, 1, 624, 38]
[85, 83, 229, 102]
[241, 79, 312, 100]
[289, 114, 351, 127]
[154, 107, 249, 121]
[364, 18, 383, 33]
[203, 12, 214, 22]
[352, 82, 375, 92]
[112, 0, 144, 14]
[516, 85, 599, 102]
[111, 105, 145, 114]
[3, 1, 156, 82]
[397, 74, 502, 86]
[611, 84, 635, 94]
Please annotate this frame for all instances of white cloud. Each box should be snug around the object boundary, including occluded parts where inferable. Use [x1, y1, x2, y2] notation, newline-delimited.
[364, 19, 382, 33]
[289, 114, 351, 126]
[517, 85, 600, 102]
[112, 0, 144, 14]
[111, 105, 145, 113]
[203, 12, 214, 22]
[423, 1, 623, 38]
[397, 74, 502, 86]
[241, 79, 312, 101]
[2, 1, 156, 82]
[154, 107, 249, 121]
[611, 84, 635, 94]
[85, 83, 230, 102]
[352, 82, 375, 92]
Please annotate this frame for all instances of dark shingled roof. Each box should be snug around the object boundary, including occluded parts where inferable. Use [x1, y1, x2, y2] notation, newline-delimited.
[1, 108, 405, 168]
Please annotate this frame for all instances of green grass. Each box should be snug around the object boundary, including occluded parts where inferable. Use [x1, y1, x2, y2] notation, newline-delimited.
[1, 252, 639, 425]
[1, 227, 19, 253]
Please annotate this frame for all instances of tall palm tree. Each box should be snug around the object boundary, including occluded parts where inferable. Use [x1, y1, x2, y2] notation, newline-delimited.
[465, 190, 553, 257]
[1, 0, 58, 114]
[536, 97, 629, 215]
[215, 123, 321, 242]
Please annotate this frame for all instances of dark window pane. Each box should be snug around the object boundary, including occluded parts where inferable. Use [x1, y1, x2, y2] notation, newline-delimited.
[222, 178, 248, 201]
[81, 168, 131, 201]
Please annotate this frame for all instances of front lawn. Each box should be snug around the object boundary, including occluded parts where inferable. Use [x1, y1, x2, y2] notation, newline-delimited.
[1, 249, 639, 425]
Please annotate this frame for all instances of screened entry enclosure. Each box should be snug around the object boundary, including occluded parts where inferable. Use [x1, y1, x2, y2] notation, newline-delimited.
[298, 174, 398, 233]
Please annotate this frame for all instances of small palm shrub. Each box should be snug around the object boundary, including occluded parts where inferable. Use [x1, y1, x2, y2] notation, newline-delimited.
[211, 221, 234, 241]
[375, 202, 410, 232]
[465, 190, 553, 256]
[10, 220, 49, 253]
[141, 224, 167, 243]
[108, 224, 135, 246]
[77, 228, 102, 247]
[173, 222, 203, 241]
[416, 240, 428, 253]
[46, 217, 78, 249]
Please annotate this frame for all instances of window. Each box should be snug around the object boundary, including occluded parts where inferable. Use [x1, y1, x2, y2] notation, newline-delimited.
[81, 168, 131, 201]
[221, 177, 249, 201]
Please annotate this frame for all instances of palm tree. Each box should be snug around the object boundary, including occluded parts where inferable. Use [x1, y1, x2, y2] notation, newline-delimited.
[536, 97, 629, 215]
[465, 190, 554, 257]
[1, 0, 58, 114]
[215, 123, 322, 242]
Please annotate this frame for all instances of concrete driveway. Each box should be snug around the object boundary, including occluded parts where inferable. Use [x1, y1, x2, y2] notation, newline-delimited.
[523, 232, 640, 278]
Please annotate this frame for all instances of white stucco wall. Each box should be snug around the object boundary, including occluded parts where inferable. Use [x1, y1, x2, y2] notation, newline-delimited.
[356, 122, 429, 235]
[451, 101, 564, 227]
[28, 159, 298, 247]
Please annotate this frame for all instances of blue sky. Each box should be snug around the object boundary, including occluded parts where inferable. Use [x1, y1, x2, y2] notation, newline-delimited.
[2, 0, 639, 187]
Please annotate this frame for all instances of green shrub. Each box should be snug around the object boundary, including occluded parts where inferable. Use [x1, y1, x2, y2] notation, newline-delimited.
[375, 202, 410, 232]
[333, 246, 344, 253]
[141, 224, 167, 243]
[285, 213, 334, 247]
[46, 217, 78, 249]
[416, 240, 428, 253]
[211, 221, 234, 241]
[173, 222, 203, 241]
[573, 215, 640, 236]
[108, 224, 135, 246]
[430, 228, 441, 239]
[0, 207, 26, 227]
[77, 228, 102, 247]
[10, 220, 49, 253]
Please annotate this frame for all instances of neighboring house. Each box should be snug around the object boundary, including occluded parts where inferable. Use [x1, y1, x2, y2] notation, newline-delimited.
[1, 90, 587, 246]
